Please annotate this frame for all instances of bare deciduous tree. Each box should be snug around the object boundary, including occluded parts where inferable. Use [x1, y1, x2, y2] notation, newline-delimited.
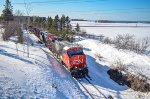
[114, 34, 150, 54]
[114, 34, 134, 50]
[140, 37, 150, 53]
[103, 37, 112, 44]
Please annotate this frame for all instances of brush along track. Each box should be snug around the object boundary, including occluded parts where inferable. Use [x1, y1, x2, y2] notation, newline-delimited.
[41, 48, 108, 99]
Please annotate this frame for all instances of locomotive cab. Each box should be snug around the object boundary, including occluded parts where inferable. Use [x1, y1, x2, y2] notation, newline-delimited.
[61, 46, 88, 78]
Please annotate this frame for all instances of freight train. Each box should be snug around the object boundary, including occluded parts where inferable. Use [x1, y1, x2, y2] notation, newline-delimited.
[33, 27, 88, 78]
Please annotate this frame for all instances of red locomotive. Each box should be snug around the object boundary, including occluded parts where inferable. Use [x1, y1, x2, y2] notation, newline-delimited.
[60, 45, 88, 78]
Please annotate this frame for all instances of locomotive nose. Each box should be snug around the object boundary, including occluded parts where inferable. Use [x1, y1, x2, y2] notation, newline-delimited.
[70, 55, 86, 68]
[73, 60, 83, 65]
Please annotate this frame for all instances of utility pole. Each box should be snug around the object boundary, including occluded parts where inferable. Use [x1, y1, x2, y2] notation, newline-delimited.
[24, 0, 30, 57]
[27, 16, 30, 57]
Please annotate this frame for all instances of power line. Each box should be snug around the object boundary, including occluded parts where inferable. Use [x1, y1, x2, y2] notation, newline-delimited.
[12, 0, 107, 5]
[31, 10, 150, 16]
[30, 7, 150, 14]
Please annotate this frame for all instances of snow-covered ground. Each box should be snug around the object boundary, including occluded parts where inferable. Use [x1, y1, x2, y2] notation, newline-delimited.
[0, 31, 87, 98]
[71, 21, 150, 39]
[74, 37, 150, 99]
[1, 26, 150, 98]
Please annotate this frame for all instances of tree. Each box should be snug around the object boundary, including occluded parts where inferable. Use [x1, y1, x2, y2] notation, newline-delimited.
[14, 10, 24, 44]
[28, 17, 33, 26]
[47, 16, 53, 30]
[60, 15, 65, 31]
[41, 17, 46, 29]
[65, 16, 71, 29]
[0, 16, 2, 22]
[1, 0, 13, 21]
[14, 9, 24, 24]
[65, 16, 72, 34]
[48, 15, 73, 40]
[34, 16, 40, 27]
[14, 9, 23, 16]
[75, 23, 80, 32]
[53, 15, 59, 32]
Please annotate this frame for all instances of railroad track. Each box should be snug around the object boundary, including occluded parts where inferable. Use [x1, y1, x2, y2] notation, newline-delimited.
[41, 48, 108, 99]
[75, 77, 108, 99]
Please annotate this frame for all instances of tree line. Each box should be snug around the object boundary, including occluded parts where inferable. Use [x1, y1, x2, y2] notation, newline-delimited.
[31, 15, 72, 32]
[27, 15, 75, 41]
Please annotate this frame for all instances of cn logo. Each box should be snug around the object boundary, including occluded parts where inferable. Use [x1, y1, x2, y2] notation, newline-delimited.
[73, 59, 83, 64]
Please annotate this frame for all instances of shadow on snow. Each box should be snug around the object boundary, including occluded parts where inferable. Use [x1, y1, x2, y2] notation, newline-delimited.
[85, 54, 128, 98]
[0, 48, 33, 64]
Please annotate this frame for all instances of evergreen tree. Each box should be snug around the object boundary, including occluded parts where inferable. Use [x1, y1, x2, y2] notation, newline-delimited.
[34, 16, 41, 28]
[49, 25, 55, 34]
[53, 15, 59, 32]
[47, 16, 53, 30]
[41, 17, 46, 29]
[65, 16, 72, 34]
[65, 16, 70, 29]
[1, 0, 13, 21]
[60, 15, 65, 31]
[29, 17, 33, 26]
[75, 23, 80, 32]
[0, 16, 2, 22]
[48, 15, 73, 38]
[33, 16, 36, 26]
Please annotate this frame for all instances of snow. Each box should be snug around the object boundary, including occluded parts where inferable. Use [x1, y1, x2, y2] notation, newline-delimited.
[0, 31, 86, 98]
[23, 30, 40, 46]
[1, 25, 150, 98]
[81, 27, 150, 39]
[74, 37, 150, 99]
[71, 21, 150, 39]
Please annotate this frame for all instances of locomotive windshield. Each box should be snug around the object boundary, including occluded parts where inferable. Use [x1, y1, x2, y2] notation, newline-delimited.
[67, 49, 84, 57]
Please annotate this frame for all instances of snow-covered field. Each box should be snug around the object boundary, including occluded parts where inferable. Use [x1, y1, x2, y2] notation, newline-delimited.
[71, 21, 150, 39]
[75, 37, 150, 99]
[0, 31, 86, 99]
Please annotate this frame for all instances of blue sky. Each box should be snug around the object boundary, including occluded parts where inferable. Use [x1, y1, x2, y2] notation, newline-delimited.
[0, 0, 150, 21]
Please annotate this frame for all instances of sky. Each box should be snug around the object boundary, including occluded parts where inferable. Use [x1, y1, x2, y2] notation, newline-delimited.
[0, 0, 150, 21]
